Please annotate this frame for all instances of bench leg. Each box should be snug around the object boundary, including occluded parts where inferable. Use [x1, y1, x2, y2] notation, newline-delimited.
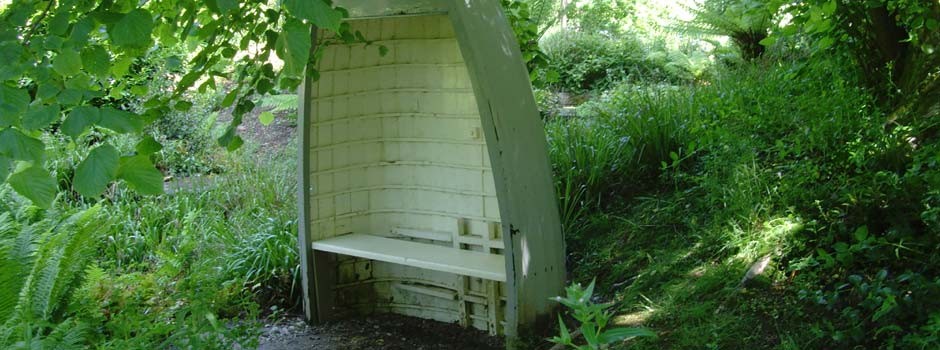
[312, 250, 337, 323]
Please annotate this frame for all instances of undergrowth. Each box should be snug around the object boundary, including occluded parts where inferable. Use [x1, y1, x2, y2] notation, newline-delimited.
[551, 58, 940, 349]
[0, 139, 299, 349]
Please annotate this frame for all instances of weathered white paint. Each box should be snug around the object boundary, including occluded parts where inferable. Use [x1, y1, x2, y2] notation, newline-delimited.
[299, 1, 565, 345]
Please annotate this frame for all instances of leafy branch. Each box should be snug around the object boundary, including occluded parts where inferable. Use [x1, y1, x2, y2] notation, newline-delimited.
[0, 0, 351, 207]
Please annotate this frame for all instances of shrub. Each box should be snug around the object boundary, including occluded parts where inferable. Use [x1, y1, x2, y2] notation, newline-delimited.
[149, 94, 225, 177]
[540, 31, 689, 92]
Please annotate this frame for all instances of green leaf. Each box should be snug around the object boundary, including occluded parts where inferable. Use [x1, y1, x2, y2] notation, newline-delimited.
[553, 315, 572, 344]
[821, 0, 837, 15]
[283, 0, 343, 32]
[135, 136, 163, 155]
[68, 17, 95, 47]
[256, 78, 274, 94]
[0, 84, 30, 127]
[8, 165, 57, 208]
[817, 36, 835, 49]
[57, 88, 83, 105]
[49, 11, 71, 36]
[853, 226, 868, 242]
[52, 50, 82, 76]
[155, 22, 178, 46]
[583, 279, 596, 302]
[597, 327, 657, 343]
[98, 107, 144, 133]
[110, 9, 154, 49]
[73, 144, 119, 197]
[927, 18, 939, 31]
[872, 294, 896, 322]
[62, 106, 101, 139]
[111, 55, 134, 76]
[216, 0, 238, 14]
[218, 125, 243, 150]
[174, 100, 193, 111]
[43, 35, 65, 50]
[378, 45, 389, 57]
[35, 83, 60, 102]
[581, 322, 599, 346]
[117, 155, 164, 195]
[233, 98, 255, 118]
[227, 135, 244, 151]
[22, 104, 60, 131]
[221, 89, 238, 108]
[0, 42, 26, 81]
[0, 155, 10, 181]
[0, 128, 45, 162]
[130, 85, 149, 96]
[259, 111, 275, 126]
[81, 46, 111, 78]
[759, 36, 777, 47]
[275, 19, 312, 77]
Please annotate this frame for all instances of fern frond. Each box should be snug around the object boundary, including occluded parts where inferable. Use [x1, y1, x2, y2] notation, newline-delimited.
[668, 0, 772, 60]
[48, 207, 102, 319]
[0, 212, 15, 237]
[16, 207, 103, 323]
[671, 1, 747, 38]
[27, 232, 64, 321]
[0, 212, 37, 325]
[0, 248, 18, 325]
[42, 318, 89, 350]
[259, 94, 299, 114]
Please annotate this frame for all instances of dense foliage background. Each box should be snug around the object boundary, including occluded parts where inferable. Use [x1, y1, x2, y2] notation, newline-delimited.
[1, 0, 938, 349]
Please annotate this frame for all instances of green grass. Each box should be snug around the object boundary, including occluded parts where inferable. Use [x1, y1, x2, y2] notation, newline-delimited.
[551, 58, 940, 349]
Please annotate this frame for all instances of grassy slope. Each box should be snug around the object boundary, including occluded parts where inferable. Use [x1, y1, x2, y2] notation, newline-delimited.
[551, 58, 939, 349]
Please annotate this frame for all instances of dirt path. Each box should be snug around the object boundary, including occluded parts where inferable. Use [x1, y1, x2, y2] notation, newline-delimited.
[216, 104, 298, 155]
[258, 314, 503, 350]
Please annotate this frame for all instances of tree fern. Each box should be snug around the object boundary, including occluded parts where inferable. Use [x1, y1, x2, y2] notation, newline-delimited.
[672, 0, 773, 60]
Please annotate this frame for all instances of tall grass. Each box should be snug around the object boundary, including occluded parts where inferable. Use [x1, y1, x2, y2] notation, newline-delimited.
[546, 85, 702, 234]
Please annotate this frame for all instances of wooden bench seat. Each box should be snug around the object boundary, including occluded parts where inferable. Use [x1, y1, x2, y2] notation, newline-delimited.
[312, 233, 507, 281]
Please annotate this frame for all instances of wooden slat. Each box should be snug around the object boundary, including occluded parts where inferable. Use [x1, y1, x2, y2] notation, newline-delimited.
[312, 233, 506, 281]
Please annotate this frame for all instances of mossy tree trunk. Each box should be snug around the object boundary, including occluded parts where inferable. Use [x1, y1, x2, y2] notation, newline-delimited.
[836, 2, 940, 124]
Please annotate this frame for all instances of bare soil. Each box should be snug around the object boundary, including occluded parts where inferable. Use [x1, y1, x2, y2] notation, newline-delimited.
[217, 105, 298, 155]
[258, 314, 503, 350]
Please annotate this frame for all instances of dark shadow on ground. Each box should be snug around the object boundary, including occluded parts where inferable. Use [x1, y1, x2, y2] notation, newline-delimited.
[259, 313, 504, 350]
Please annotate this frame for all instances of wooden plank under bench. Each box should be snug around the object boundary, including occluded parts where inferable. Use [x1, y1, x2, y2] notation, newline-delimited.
[312, 233, 507, 281]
